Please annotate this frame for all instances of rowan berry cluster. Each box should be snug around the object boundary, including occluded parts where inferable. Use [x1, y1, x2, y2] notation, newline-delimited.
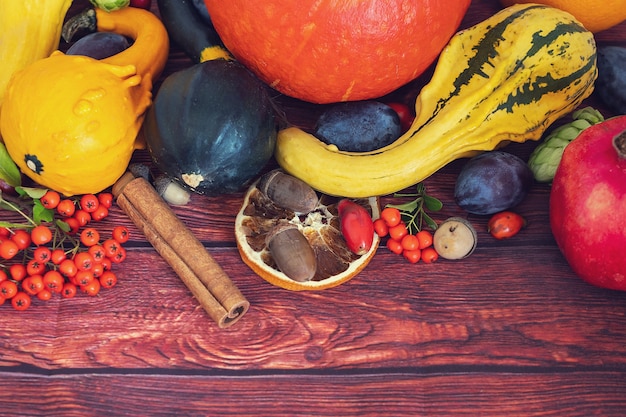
[374, 207, 439, 264]
[374, 183, 443, 264]
[0, 189, 129, 311]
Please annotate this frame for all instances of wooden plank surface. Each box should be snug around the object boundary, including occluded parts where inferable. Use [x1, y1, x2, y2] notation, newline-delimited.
[2, 373, 626, 417]
[1, 0, 626, 415]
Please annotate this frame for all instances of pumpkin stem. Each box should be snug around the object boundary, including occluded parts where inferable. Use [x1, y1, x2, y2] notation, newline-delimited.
[61, 8, 96, 43]
[613, 130, 626, 160]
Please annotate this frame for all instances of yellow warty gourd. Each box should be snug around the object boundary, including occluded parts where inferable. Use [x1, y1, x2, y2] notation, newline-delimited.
[274, 4, 598, 198]
[0, 0, 72, 108]
[0, 7, 169, 196]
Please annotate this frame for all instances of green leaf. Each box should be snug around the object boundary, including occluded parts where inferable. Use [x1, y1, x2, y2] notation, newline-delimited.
[0, 220, 31, 228]
[56, 219, 71, 233]
[422, 213, 438, 231]
[0, 142, 22, 187]
[16, 186, 47, 199]
[33, 200, 54, 224]
[424, 195, 443, 212]
[386, 182, 443, 233]
[402, 213, 420, 235]
[387, 199, 419, 213]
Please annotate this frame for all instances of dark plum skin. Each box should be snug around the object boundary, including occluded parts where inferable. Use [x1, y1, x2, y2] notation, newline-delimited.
[66, 32, 130, 60]
[313, 101, 402, 152]
[595, 46, 626, 115]
[454, 151, 534, 216]
[0, 177, 18, 196]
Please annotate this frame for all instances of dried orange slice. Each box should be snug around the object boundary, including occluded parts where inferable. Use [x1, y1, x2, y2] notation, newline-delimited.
[235, 176, 380, 291]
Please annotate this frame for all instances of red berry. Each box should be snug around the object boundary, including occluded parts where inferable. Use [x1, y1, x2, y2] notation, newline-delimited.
[380, 207, 402, 227]
[386, 238, 403, 255]
[11, 292, 31, 311]
[388, 222, 408, 241]
[421, 247, 439, 264]
[9, 264, 27, 281]
[102, 239, 120, 258]
[31, 225, 53, 246]
[58, 259, 78, 278]
[37, 289, 53, 301]
[80, 194, 100, 213]
[26, 259, 46, 276]
[51, 249, 67, 265]
[385, 102, 415, 132]
[487, 211, 527, 240]
[400, 234, 420, 251]
[91, 205, 109, 221]
[0, 240, 19, 260]
[57, 199, 76, 217]
[33, 246, 52, 263]
[40, 190, 61, 209]
[373, 218, 389, 237]
[64, 217, 81, 234]
[111, 246, 127, 264]
[112, 226, 130, 244]
[11, 229, 31, 250]
[416, 230, 434, 250]
[73, 209, 92, 227]
[61, 282, 77, 299]
[0, 280, 18, 299]
[97, 192, 113, 209]
[43, 270, 65, 293]
[80, 227, 101, 247]
[73, 251, 94, 271]
[99, 270, 118, 289]
[23, 275, 44, 295]
[81, 279, 101, 296]
[75, 270, 95, 287]
[88, 245, 107, 263]
[402, 249, 421, 264]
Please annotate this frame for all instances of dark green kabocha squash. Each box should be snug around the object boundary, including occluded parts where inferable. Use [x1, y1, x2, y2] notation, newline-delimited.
[144, 59, 277, 194]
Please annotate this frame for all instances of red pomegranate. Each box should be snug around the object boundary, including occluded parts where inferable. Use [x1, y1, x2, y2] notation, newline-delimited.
[550, 115, 626, 291]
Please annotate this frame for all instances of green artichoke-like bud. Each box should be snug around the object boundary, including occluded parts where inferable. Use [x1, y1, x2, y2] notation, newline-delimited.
[528, 107, 604, 183]
[89, 0, 130, 12]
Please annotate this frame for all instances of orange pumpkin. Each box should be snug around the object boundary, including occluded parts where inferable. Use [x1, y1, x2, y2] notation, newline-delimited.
[499, 0, 626, 33]
[204, 0, 471, 104]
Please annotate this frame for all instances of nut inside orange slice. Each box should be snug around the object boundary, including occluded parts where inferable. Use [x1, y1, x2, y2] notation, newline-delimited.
[235, 177, 380, 291]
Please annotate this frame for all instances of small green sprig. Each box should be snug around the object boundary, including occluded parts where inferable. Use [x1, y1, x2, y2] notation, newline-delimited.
[0, 187, 77, 268]
[386, 183, 443, 234]
[0, 186, 54, 227]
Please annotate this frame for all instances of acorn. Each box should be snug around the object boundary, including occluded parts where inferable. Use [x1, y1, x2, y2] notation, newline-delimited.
[154, 175, 191, 206]
[257, 169, 318, 214]
[266, 223, 317, 282]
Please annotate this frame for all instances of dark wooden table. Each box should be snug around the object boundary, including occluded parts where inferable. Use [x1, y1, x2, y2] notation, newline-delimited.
[2, 1, 626, 415]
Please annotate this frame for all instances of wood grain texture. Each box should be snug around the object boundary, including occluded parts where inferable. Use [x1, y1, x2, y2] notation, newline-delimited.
[1, 373, 625, 417]
[1, 0, 626, 415]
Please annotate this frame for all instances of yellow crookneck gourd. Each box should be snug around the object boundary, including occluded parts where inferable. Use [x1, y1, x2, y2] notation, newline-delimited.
[274, 4, 598, 198]
[0, 7, 169, 196]
[0, 0, 72, 109]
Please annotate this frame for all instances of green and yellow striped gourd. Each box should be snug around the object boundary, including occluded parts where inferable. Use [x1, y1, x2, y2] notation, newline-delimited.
[274, 4, 598, 198]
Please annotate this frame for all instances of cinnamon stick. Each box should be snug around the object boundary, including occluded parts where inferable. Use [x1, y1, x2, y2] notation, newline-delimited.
[112, 172, 249, 328]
